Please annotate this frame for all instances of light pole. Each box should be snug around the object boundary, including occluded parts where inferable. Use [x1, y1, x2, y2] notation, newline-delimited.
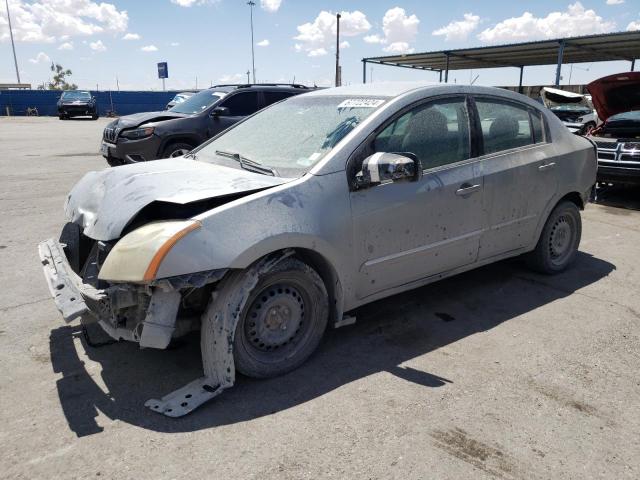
[335, 13, 341, 87]
[248, 0, 256, 84]
[5, 0, 21, 84]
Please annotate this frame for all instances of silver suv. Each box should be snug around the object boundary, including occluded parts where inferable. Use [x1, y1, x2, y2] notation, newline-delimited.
[39, 82, 596, 417]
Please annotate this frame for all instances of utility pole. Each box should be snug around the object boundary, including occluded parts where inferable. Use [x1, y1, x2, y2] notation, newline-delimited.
[5, 0, 21, 84]
[246, 70, 250, 83]
[248, 0, 256, 84]
[335, 13, 341, 87]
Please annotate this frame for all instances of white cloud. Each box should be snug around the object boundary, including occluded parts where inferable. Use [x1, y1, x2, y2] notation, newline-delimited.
[380, 8, 420, 53]
[433, 13, 480, 41]
[58, 41, 74, 50]
[606, 0, 624, 4]
[256, 39, 270, 46]
[89, 39, 106, 52]
[170, 42, 180, 46]
[628, 19, 640, 31]
[294, 10, 370, 56]
[363, 34, 384, 44]
[171, 0, 216, 6]
[260, 0, 281, 13]
[308, 48, 327, 57]
[28, 51, 50, 63]
[122, 32, 140, 40]
[362, 8, 420, 54]
[478, 2, 615, 43]
[0, 0, 128, 43]
[340, 40, 350, 49]
[141, 44, 158, 52]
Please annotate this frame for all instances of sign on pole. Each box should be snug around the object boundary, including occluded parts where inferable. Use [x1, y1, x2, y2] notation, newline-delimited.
[157, 62, 168, 91]
[157, 62, 168, 79]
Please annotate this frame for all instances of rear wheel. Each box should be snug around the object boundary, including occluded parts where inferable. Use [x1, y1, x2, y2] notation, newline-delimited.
[525, 201, 581, 274]
[162, 142, 194, 159]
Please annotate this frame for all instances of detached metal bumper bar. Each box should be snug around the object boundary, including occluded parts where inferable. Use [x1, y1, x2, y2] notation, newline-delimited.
[38, 238, 106, 323]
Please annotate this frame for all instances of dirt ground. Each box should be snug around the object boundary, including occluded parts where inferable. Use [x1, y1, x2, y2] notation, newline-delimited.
[1, 117, 639, 479]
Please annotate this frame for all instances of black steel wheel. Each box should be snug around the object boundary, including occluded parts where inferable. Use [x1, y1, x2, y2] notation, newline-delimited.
[233, 258, 329, 378]
[526, 201, 582, 274]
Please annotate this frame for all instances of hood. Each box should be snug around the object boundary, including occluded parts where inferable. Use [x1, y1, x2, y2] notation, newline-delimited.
[114, 110, 189, 129]
[586, 72, 640, 121]
[66, 158, 290, 240]
[540, 87, 591, 109]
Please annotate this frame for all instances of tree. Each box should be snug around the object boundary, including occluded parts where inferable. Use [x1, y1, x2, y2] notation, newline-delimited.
[47, 63, 77, 90]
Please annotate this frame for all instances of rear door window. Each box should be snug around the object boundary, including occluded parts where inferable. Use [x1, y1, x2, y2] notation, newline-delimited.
[475, 99, 535, 154]
[263, 91, 296, 107]
[220, 92, 261, 116]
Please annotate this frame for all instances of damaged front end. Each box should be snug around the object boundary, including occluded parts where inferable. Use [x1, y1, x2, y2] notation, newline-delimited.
[39, 220, 237, 416]
[39, 224, 227, 349]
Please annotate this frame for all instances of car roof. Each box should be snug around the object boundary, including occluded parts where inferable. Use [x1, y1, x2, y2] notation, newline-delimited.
[209, 84, 311, 93]
[303, 82, 548, 111]
[304, 82, 440, 98]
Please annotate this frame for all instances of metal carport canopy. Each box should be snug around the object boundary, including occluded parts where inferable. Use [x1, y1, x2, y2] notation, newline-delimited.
[362, 30, 640, 87]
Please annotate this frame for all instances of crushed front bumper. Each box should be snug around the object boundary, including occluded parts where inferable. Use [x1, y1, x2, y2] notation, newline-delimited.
[38, 238, 107, 323]
[38, 238, 148, 344]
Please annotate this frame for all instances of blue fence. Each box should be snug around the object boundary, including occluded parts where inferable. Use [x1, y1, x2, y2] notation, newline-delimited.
[0, 90, 180, 117]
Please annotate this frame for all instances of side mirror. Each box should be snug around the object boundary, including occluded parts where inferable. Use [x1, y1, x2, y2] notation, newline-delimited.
[211, 106, 229, 117]
[355, 152, 422, 189]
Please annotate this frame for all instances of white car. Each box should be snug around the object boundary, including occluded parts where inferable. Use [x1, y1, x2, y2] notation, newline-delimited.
[541, 87, 598, 135]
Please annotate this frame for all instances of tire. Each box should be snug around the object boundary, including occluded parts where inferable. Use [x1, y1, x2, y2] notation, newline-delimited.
[580, 122, 595, 135]
[525, 201, 582, 274]
[202, 257, 329, 379]
[106, 157, 123, 167]
[58, 115, 66, 120]
[92, 114, 99, 120]
[162, 142, 194, 159]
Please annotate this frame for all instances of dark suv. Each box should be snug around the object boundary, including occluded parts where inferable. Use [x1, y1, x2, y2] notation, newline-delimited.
[57, 90, 98, 120]
[101, 84, 310, 166]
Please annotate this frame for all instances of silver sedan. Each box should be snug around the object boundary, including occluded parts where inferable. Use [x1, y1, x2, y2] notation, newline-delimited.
[39, 82, 597, 416]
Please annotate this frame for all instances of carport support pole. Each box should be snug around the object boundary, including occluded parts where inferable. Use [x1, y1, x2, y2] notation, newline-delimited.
[632, 59, 636, 72]
[362, 60, 367, 83]
[555, 40, 565, 87]
[445, 53, 450, 83]
[518, 66, 524, 94]
[439, 70, 442, 83]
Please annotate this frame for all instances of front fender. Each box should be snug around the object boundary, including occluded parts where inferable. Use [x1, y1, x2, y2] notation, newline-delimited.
[154, 171, 356, 303]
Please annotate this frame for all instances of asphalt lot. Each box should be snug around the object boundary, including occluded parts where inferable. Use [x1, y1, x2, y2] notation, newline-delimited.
[1, 116, 639, 479]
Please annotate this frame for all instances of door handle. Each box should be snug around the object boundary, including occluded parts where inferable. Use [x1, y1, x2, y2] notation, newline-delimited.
[455, 183, 481, 196]
[538, 162, 556, 171]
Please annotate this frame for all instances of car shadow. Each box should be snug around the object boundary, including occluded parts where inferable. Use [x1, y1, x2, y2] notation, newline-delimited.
[593, 183, 640, 211]
[49, 252, 615, 437]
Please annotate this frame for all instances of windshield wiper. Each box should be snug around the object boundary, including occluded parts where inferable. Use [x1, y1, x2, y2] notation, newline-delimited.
[215, 150, 278, 176]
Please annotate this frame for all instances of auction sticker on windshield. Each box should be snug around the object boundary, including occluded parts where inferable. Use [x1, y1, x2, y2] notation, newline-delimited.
[337, 98, 385, 109]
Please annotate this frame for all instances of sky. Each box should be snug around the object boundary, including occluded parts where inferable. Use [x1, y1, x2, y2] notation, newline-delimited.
[0, 0, 639, 91]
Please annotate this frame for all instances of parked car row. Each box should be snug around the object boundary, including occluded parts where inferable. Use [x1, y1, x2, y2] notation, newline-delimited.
[40, 81, 597, 417]
[537, 72, 640, 186]
[585, 72, 640, 186]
